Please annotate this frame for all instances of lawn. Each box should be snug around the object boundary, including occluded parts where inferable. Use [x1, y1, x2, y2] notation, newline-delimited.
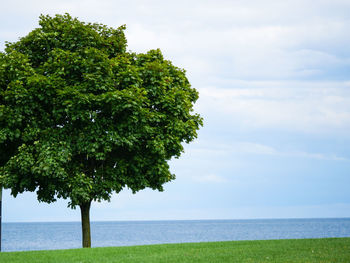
[0, 237, 349, 263]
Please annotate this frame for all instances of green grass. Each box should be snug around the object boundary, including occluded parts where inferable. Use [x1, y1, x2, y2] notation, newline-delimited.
[0, 238, 349, 263]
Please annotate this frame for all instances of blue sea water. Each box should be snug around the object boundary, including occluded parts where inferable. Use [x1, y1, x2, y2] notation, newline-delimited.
[2, 218, 350, 252]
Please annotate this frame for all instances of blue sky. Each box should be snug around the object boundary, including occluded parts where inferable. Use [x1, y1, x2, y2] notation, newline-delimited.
[1, 0, 350, 222]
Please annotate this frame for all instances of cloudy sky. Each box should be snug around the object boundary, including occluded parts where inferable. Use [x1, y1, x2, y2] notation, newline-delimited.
[1, 0, 350, 222]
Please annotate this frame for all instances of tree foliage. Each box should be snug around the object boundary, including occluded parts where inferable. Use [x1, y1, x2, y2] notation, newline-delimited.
[0, 14, 202, 210]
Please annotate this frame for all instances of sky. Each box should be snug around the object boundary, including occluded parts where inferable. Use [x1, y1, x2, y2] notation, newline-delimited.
[1, 0, 350, 222]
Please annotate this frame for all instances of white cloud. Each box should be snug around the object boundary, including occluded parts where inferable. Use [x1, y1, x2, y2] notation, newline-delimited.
[2, 0, 350, 81]
[184, 138, 349, 162]
[197, 81, 350, 135]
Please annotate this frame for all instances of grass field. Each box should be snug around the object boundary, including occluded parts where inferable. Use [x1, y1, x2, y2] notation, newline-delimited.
[0, 237, 349, 263]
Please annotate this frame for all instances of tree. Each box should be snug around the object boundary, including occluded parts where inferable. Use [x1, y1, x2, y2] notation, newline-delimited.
[0, 14, 202, 248]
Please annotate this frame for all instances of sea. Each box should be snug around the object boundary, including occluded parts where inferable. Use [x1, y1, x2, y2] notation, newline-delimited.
[2, 218, 350, 252]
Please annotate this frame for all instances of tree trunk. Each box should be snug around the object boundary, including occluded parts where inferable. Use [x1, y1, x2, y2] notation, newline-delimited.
[80, 201, 92, 248]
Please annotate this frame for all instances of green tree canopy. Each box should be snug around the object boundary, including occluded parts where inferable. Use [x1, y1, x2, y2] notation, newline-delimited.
[0, 13, 202, 247]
